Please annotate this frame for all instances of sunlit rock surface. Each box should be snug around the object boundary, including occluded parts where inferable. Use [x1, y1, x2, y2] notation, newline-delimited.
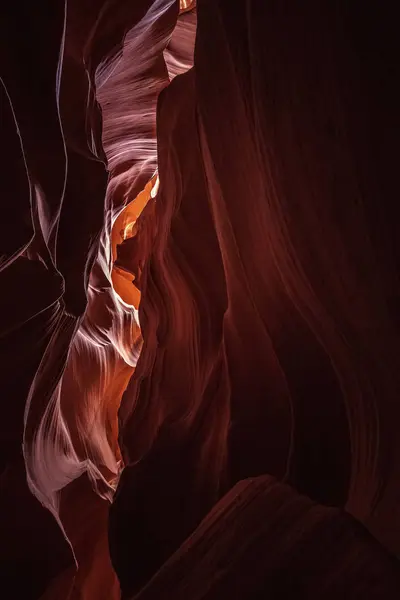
[0, 0, 399, 598]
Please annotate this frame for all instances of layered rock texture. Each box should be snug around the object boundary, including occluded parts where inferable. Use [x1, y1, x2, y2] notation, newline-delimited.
[0, 1, 399, 598]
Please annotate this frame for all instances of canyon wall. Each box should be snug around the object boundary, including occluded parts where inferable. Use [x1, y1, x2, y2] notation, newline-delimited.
[1, 1, 399, 598]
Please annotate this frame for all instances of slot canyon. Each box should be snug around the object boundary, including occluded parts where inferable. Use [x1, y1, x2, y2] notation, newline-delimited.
[1, 1, 400, 598]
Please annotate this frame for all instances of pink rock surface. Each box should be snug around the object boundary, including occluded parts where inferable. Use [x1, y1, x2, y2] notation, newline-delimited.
[0, 1, 399, 598]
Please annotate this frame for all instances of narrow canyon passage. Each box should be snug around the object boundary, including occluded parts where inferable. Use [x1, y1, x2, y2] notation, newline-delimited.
[0, 1, 399, 599]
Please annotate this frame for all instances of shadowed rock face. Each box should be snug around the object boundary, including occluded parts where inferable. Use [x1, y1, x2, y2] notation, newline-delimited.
[132, 476, 400, 600]
[0, 1, 399, 598]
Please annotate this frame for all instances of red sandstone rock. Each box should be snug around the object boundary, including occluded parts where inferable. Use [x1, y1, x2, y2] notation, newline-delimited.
[133, 477, 400, 599]
[0, 1, 399, 598]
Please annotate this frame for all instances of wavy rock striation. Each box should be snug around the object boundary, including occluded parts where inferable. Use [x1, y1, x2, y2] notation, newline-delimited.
[0, 1, 399, 599]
